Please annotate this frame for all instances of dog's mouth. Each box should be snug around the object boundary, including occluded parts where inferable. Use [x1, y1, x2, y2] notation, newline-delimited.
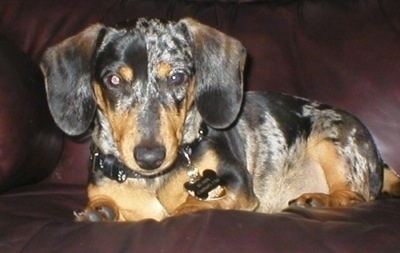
[117, 142, 180, 177]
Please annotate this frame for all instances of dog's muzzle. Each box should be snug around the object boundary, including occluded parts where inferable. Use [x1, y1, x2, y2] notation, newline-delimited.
[133, 145, 166, 170]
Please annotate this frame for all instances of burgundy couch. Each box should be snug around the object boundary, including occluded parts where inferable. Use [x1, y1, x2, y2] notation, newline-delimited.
[1, 0, 400, 252]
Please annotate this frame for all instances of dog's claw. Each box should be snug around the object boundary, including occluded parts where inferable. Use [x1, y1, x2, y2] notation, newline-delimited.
[95, 206, 117, 221]
[74, 206, 117, 222]
[73, 209, 84, 217]
[288, 196, 320, 208]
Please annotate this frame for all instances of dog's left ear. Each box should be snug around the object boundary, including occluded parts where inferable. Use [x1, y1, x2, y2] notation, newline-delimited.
[179, 18, 246, 129]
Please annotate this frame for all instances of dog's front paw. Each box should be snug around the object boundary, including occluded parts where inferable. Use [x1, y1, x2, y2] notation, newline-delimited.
[74, 205, 118, 222]
[173, 198, 216, 216]
[173, 204, 205, 216]
[288, 190, 365, 208]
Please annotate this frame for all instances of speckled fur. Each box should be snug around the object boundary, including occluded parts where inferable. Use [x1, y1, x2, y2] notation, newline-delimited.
[41, 18, 399, 221]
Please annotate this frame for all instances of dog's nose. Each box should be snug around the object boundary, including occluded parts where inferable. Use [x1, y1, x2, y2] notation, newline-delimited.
[134, 145, 166, 170]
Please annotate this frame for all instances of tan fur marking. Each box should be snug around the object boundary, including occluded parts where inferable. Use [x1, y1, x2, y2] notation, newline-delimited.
[119, 66, 134, 82]
[307, 138, 349, 192]
[157, 170, 191, 214]
[288, 137, 367, 208]
[157, 80, 196, 169]
[93, 81, 141, 170]
[159, 106, 184, 168]
[93, 82, 108, 110]
[112, 110, 141, 170]
[158, 149, 221, 214]
[157, 62, 173, 78]
[383, 168, 400, 196]
[187, 79, 196, 107]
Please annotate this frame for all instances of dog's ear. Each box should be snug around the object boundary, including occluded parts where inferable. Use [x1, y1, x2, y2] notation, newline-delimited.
[40, 24, 105, 136]
[180, 18, 246, 129]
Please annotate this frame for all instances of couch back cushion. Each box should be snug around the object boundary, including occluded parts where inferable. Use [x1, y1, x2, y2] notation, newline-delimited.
[0, 36, 63, 192]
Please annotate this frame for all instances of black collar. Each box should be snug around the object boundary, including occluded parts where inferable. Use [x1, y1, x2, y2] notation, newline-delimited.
[91, 124, 208, 183]
[90, 147, 145, 182]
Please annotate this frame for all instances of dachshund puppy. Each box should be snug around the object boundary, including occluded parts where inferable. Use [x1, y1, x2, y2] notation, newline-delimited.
[41, 18, 400, 221]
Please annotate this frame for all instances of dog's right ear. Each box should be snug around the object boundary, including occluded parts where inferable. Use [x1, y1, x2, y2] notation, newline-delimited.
[40, 24, 105, 136]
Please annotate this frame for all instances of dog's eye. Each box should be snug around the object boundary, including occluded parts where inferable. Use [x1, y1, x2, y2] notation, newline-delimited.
[168, 72, 186, 86]
[104, 74, 121, 86]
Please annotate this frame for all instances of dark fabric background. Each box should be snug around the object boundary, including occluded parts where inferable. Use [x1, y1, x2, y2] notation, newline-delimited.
[0, 1, 399, 252]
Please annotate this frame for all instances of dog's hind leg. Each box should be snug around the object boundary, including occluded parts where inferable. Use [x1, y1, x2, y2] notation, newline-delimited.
[288, 109, 385, 208]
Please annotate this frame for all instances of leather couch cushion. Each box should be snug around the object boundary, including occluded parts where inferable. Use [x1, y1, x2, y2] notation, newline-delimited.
[0, 36, 63, 192]
[1, 183, 400, 252]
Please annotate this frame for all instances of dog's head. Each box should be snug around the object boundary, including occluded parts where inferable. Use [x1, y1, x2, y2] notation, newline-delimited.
[41, 18, 246, 176]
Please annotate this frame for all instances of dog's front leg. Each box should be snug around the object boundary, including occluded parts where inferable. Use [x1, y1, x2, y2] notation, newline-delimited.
[172, 190, 260, 216]
[173, 196, 222, 216]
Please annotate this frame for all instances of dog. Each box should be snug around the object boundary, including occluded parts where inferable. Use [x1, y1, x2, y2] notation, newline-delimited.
[40, 17, 400, 222]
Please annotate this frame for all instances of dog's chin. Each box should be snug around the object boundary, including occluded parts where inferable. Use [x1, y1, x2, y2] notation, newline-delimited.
[132, 166, 171, 177]
[125, 155, 178, 177]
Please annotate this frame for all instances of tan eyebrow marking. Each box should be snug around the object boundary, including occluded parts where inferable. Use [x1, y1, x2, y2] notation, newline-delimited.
[157, 62, 173, 79]
[119, 66, 135, 82]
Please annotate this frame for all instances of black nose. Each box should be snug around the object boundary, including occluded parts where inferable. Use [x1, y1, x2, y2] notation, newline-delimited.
[134, 145, 166, 170]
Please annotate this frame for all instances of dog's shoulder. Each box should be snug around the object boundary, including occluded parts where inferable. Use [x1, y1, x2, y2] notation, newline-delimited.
[239, 92, 317, 144]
